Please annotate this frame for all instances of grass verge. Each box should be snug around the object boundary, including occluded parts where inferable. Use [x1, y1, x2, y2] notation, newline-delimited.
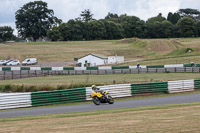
[0, 73, 200, 89]
[2, 90, 200, 111]
[1, 102, 200, 133]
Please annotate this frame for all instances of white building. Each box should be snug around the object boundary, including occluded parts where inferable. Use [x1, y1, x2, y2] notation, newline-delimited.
[77, 53, 124, 67]
[108, 55, 124, 64]
[78, 53, 108, 67]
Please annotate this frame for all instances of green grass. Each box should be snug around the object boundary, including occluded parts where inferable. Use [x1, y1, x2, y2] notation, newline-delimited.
[1, 102, 200, 133]
[0, 102, 199, 121]
[2, 37, 200, 64]
[119, 54, 200, 66]
[0, 73, 200, 87]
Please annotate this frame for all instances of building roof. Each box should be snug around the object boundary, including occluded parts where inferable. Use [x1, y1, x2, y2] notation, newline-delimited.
[79, 53, 108, 59]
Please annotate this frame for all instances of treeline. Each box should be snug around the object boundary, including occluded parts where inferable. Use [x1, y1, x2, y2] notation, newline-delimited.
[1, 1, 200, 42]
[48, 9, 200, 41]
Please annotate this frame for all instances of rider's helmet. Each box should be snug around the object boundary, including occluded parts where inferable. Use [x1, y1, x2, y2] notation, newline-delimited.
[91, 85, 96, 90]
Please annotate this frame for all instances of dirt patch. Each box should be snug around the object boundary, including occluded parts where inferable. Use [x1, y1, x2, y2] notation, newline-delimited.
[145, 40, 179, 54]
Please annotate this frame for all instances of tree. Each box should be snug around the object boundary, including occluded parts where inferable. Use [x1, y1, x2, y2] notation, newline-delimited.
[178, 8, 200, 19]
[145, 22, 161, 38]
[80, 9, 94, 22]
[59, 20, 84, 41]
[196, 21, 200, 36]
[177, 16, 196, 37]
[15, 1, 61, 41]
[120, 15, 145, 38]
[58, 23, 70, 41]
[66, 20, 84, 40]
[0, 26, 14, 43]
[146, 13, 166, 23]
[47, 26, 62, 41]
[171, 25, 180, 38]
[167, 12, 181, 24]
[160, 20, 173, 38]
[101, 20, 123, 39]
[88, 20, 106, 40]
[105, 12, 119, 23]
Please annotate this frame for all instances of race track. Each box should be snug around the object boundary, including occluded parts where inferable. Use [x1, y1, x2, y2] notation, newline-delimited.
[1, 94, 200, 118]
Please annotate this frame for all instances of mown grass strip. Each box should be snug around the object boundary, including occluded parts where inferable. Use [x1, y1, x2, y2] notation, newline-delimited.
[1, 102, 200, 122]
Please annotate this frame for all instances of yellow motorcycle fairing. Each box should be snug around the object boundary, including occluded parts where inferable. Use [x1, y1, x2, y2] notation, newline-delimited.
[91, 90, 108, 98]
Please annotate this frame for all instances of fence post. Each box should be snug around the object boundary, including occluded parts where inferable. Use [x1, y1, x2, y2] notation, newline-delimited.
[20, 70, 22, 79]
[12, 71, 13, 79]
[4, 71, 5, 80]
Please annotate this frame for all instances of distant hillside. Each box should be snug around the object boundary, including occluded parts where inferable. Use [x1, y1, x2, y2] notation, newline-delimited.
[0, 38, 200, 65]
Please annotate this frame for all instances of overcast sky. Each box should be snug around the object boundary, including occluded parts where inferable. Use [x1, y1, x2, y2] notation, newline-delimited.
[0, 0, 200, 35]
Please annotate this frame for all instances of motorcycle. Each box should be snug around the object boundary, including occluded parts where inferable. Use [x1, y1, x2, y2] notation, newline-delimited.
[91, 90, 114, 105]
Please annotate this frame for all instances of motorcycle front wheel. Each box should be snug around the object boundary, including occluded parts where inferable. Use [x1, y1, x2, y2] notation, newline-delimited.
[107, 95, 114, 104]
[92, 97, 100, 105]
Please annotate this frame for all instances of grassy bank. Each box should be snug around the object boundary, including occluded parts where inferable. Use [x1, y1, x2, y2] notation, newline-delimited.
[1, 102, 200, 133]
[0, 73, 200, 86]
[1, 38, 200, 64]
[0, 73, 200, 92]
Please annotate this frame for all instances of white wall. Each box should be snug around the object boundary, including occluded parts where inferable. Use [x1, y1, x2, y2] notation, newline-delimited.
[78, 55, 108, 67]
[108, 56, 124, 64]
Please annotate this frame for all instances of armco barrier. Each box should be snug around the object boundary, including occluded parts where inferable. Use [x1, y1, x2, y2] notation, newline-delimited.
[0, 79, 198, 110]
[194, 79, 200, 90]
[1, 63, 200, 72]
[168, 80, 194, 93]
[31, 88, 86, 106]
[0, 93, 32, 109]
[0, 63, 200, 80]
[131, 82, 168, 95]
[0, 67, 200, 80]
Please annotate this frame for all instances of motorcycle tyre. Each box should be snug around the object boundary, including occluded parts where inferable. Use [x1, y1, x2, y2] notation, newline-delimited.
[107, 95, 114, 104]
[92, 97, 100, 105]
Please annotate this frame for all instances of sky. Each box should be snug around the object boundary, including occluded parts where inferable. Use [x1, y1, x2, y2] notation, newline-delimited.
[0, 0, 200, 35]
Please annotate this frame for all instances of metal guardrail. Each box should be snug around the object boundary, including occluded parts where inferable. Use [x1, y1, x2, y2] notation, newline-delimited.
[0, 67, 199, 80]
[0, 93, 32, 109]
[1, 79, 200, 110]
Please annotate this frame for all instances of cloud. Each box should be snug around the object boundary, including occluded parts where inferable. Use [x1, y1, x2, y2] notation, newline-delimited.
[0, 0, 29, 23]
[0, 0, 200, 35]
[123, 0, 181, 20]
[43, 0, 110, 22]
[0, 22, 17, 35]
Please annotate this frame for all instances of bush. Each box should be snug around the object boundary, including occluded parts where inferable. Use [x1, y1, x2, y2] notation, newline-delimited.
[3, 84, 12, 92]
[0, 83, 105, 92]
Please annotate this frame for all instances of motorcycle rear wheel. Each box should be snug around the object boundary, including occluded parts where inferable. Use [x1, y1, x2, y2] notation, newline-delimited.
[107, 95, 114, 104]
[92, 97, 100, 105]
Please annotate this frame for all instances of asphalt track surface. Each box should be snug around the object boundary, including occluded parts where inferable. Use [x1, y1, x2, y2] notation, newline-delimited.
[1, 94, 200, 118]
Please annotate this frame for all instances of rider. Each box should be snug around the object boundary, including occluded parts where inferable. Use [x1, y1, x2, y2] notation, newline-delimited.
[191, 62, 195, 67]
[91, 84, 105, 94]
[91, 85, 105, 100]
[91, 85, 100, 92]
[137, 63, 140, 68]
